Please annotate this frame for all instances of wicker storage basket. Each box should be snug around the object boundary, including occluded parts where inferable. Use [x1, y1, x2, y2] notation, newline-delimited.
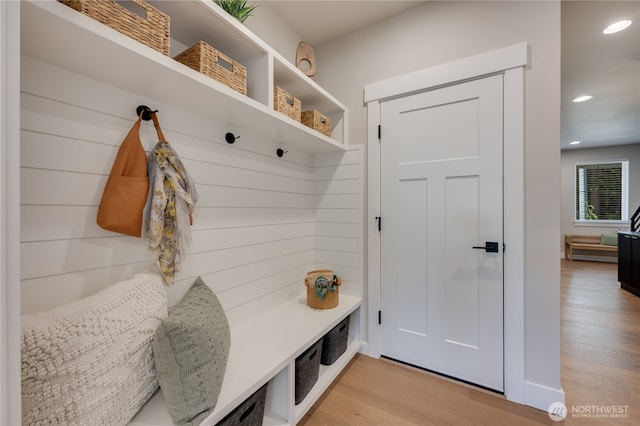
[301, 110, 332, 137]
[274, 86, 301, 122]
[174, 41, 247, 96]
[58, 0, 170, 55]
[305, 269, 340, 310]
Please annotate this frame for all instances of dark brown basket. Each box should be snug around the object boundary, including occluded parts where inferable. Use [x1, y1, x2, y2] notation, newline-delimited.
[174, 41, 247, 96]
[301, 110, 332, 137]
[58, 0, 170, 55]
[274, 86, 301, 122]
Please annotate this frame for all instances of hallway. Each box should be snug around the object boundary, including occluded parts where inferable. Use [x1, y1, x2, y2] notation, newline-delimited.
[300, 260, 640, 425]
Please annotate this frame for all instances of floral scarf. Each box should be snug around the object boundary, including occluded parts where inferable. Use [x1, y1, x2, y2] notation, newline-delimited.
[143, 141, 198, 285]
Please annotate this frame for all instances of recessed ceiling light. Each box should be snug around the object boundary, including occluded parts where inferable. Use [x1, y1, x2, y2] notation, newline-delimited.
[570, 141, 581, 145]
[572, 95, 593, 103]
[603, 20, 632, 34]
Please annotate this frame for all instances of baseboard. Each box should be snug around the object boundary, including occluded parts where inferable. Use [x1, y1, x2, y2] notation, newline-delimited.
[525, 381, 565, 412]
[358, 341, 370, 357]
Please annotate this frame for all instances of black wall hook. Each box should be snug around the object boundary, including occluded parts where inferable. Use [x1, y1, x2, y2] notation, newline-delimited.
[276, 148, 288, 158]
[225, 132, 240, 144]
[136, 105, 158, 121]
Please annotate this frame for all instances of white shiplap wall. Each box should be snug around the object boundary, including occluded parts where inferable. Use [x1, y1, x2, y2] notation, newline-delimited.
[20, 56, 361, 327]
[313, 150, 363, 299]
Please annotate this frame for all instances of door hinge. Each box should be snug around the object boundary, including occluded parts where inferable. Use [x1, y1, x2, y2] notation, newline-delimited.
[503, 243, 506, 252]
[378, 124, 381, 140]
[375, 216, 381, 232]
[378, 310, 382, 325]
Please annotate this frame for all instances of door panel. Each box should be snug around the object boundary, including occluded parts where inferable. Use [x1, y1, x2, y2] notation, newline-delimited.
[445, 175, 480, 349]
[380, 74, 504, 391]
[398, 98, 480, 163]
[397, 178, 428, 336]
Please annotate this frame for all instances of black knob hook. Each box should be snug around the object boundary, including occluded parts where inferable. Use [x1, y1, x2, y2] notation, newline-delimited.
[276, 148, 288, 158]
[225, 132, 239, 144]
[136, 105, 157, 121]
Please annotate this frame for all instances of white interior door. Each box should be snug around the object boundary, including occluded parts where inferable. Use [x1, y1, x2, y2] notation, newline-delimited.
[380, 74, 504, 391]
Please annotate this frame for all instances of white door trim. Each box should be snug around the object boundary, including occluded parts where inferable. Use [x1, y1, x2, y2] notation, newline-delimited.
[0, 1, 22, 424]
[365, 42, 528, 404]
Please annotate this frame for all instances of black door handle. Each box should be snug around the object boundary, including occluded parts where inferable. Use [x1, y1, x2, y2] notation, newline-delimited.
[472, 242, 499, 253]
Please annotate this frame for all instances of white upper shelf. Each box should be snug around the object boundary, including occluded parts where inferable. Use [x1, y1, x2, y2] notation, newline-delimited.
[21, 0, 347, 153]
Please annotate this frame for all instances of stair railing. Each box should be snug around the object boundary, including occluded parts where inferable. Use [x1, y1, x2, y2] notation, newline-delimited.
[631, 205, 640, 232]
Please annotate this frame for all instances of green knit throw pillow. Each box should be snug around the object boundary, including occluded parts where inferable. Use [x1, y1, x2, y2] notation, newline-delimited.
[153, 277, 231, 425]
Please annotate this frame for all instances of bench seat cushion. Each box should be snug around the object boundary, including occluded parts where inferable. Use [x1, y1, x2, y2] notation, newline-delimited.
[601, 234, 618, 246]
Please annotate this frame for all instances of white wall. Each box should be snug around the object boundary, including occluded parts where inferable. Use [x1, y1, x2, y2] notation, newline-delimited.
[20, 56, 362, 328]
[313, 150, 363, 299]
[244, 1, 302, 65]
[561, 143, 640, 250]
[310, 0, 562, 404]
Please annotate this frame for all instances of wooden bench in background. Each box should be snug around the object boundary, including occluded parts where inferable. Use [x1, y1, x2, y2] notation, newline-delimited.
[564, 234, 618, 261]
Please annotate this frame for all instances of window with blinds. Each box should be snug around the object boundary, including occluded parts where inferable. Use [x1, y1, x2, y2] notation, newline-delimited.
[575, 161, 629, 221]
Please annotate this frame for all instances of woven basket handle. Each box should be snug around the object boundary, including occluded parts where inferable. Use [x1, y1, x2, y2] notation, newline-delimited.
[111, 0, 151, 22]
[216, 52, 238, 75]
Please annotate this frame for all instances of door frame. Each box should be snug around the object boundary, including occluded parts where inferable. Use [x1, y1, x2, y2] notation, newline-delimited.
[365, 42, 528, 404]
[0, 1, 22, 424]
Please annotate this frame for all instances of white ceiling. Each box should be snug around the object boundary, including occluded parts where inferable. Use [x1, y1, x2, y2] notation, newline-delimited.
[561, 0, 639, 150]
[265, 0, 426, 46]
[264, 0, 640, 151]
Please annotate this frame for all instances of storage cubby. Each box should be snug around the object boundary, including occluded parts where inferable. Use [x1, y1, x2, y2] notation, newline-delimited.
[147, 0, 271, 105]
[272, 56, 345, 142]
[22, 0, 347, 152]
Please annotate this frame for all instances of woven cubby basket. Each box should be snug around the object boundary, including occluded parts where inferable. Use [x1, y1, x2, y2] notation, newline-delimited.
[174, 41, 247, 96]
[274, 86, 301, 122]
[305, 269, 340, 310]
[301, 110, 332, 137]
[58, 0, 170, 55]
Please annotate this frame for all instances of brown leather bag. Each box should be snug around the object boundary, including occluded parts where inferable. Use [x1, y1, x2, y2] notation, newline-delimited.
[97, 111, 166, 237]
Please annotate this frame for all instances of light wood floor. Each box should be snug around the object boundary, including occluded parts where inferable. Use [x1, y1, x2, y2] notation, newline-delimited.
[299, 260, 640, 425]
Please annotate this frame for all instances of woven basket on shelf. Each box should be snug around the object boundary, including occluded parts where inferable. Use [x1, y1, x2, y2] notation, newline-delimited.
[305, 269, 341, 310]
[174, 41, 247, 96]
[274, 86, 301, 122]
[301, 110, 332, 137]
[58, 0, 170, 55]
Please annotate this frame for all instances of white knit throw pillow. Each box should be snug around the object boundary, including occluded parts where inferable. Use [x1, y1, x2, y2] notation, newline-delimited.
[21, 272, 167, 425]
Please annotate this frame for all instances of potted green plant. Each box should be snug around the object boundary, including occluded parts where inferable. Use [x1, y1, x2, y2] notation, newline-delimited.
[213, 0, 258, 23]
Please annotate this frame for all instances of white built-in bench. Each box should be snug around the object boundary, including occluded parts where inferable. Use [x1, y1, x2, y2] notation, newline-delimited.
[130, 295, 362, 426]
